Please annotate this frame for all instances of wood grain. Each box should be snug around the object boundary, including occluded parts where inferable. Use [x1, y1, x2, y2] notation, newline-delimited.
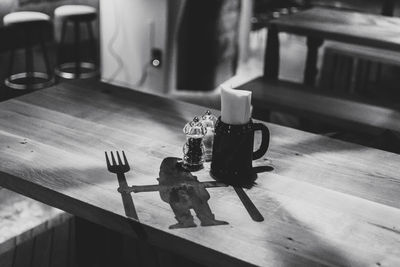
[0, 80, 400, 266]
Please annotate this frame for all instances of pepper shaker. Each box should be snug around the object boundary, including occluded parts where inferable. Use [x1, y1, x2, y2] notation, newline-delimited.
[182, 116, 207, 171]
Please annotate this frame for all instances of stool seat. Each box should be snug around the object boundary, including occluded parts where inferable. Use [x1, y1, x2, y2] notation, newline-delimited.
[54, 5, 96, 20]
[3, 11, 50, 26]
[54, 5, 98, 79]
[3, 11, 53, 90]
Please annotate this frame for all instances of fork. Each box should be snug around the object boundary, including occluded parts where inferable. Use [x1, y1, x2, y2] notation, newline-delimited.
[105, 151, 138, 219]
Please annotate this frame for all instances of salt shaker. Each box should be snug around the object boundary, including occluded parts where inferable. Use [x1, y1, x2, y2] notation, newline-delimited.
[200, 110, 217, 161]
[182, 117, 207, 171]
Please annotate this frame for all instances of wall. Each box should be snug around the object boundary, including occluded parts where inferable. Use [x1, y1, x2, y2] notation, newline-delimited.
[100, 0, 168, 94]
[238, 0, 253, 63]
[175, 0, 242, 92]
[168, 0, 251, 93]
[100, 0, 250, 94]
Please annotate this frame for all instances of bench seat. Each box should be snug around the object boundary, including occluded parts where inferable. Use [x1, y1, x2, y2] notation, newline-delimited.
[237, 77, 400, 135]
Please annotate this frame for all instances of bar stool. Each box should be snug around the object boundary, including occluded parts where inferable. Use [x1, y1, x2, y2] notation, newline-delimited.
[3, 11, 54, 90]
[54, 5, 98, 79]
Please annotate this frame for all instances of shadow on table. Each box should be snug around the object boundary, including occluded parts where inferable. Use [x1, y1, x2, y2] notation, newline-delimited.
[127, 157, 228, 229]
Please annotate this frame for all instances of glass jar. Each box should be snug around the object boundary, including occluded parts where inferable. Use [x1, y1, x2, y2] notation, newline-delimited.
[182, 116, 207, 171]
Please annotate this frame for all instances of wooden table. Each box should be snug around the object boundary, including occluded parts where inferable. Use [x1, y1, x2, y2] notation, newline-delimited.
[265, 7, 400, 86]
[1, 81, 400, 266]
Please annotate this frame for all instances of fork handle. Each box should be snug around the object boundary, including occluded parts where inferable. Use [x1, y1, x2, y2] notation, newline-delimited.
[117, 173, 138, 220]
[117, 172, 129, 187]
[120, 191, 138, 220]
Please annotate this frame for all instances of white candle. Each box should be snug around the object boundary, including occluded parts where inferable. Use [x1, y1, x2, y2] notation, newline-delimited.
[220, 85, 252, 125]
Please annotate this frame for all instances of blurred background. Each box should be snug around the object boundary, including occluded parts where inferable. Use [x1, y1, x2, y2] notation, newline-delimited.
[1, 0, 400, 138]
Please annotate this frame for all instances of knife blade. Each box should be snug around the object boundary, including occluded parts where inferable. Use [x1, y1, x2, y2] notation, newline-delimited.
[233, 186, 264, 222]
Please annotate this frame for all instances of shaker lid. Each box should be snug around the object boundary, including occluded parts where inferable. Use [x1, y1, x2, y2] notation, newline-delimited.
[183, 116, 207, 138]
[200, 110, 217, 128]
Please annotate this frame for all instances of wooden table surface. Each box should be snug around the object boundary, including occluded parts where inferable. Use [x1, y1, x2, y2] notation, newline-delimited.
[1, 81, 400, 266]
[264, 7, 400, 85]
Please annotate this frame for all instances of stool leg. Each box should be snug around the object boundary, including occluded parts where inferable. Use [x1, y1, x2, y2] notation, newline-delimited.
[57, 20, 67, 68]
[7, 48, 15, 78]
[25, 29, 34, 88]
[363, 60, 371, 93]
[74, 21, 81, 77]
[6, 29, 17, 79]
[86, 21, 97, 66]
[39, 30, 52, 78]
[329, 53, 338, 91]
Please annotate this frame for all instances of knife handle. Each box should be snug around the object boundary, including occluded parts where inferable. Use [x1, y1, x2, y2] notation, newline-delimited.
[234, 187, 264, 222]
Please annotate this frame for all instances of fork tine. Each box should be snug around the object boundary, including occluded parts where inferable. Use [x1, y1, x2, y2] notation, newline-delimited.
[116, 151, 122, 165]
[110, 151, 117, 165]
[122, 151, 129, 167]
[105, 152, 111, 168]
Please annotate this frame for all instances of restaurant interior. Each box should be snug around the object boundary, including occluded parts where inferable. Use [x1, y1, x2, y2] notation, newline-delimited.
[1, 0, 400, 266]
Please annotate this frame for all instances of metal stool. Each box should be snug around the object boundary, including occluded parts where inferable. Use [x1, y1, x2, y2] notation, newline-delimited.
[54, 5, 98, 79]
[3, 11, 54, 90]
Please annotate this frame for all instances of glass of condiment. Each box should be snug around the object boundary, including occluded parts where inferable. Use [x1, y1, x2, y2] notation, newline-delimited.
[182, 116, 207, 171]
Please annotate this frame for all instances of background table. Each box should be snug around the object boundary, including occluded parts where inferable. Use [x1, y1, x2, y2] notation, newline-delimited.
[265, 7, 400, 85]
[1, 81, 400, 266]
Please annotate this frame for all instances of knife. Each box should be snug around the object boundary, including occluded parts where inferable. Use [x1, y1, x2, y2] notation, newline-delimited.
[233, 187, 264, 222]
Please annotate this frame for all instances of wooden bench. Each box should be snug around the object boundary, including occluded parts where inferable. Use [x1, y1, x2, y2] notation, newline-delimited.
[237, 77, 400, 136]
[320, 42, 400, 93]
[324, 43, 400, 67]
[0, 188, 74, 267]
